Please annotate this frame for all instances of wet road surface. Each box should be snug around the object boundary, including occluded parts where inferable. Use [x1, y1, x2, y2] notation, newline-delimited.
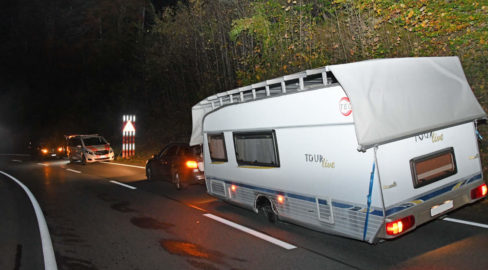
[1, 156, 488, 270]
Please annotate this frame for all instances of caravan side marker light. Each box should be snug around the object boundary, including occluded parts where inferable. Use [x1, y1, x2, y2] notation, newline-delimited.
[277, 195, 285, 204]
[386, 215, 415, 236]
[186, 160, 198, 169]
[231, 185, 237, 192]
[471, 183, 487, 200]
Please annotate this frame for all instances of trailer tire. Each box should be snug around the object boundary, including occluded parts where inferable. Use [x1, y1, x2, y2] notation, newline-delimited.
[257, 197, 277, 223]
[261, 205, 277, 223]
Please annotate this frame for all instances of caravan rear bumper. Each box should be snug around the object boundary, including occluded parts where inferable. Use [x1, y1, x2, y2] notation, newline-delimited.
[378, 173, 485, 240]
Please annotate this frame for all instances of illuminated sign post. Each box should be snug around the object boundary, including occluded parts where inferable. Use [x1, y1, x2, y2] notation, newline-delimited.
[122, 115, 136, 158]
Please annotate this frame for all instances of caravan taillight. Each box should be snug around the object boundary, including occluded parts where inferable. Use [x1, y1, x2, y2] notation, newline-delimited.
[277, 195, 284, 204]
[471, 183, 487, 200]
[386, 215, 415, 236]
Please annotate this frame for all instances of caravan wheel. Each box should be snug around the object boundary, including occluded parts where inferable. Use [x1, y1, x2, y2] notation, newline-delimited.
[256, 197, 277, 223]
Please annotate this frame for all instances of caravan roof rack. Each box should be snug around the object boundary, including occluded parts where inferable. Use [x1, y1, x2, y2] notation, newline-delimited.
[195, 66, 336, 111]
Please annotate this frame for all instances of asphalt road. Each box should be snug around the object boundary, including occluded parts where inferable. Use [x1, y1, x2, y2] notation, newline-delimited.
[1, 155, 488, 270]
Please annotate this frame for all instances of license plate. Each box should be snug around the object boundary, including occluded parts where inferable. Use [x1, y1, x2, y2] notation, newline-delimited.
[430, 200, 453, 216]
[99, 155, 106, 158]
[51, 154, 57, 157]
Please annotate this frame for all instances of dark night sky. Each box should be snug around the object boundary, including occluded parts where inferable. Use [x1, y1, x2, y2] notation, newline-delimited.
[0, 0, 183, 152]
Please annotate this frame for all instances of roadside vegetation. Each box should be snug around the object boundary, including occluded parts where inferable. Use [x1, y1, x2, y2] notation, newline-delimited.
[145, 0, 488, 175]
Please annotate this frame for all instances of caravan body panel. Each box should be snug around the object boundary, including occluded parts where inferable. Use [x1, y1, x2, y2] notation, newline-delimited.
[204, 86, 386, 242]
[375, 122, 484, 238]
[192, 57, 486, 242]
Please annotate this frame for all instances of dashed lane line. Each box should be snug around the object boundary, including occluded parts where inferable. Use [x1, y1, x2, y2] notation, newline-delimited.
[203, 213, 297, 250]
[443, 217, 488, 229]
[102, 162, 145, 169]
[0, 171, 58, 270]
[66, 168, 81, 174]
[109, 180, 137, 190]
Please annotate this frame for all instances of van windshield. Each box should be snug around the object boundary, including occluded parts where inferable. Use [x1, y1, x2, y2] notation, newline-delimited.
[83, 137, 107, 146]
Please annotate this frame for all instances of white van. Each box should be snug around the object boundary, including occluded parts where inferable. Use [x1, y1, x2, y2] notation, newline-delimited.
[190, 57, 487, 243]
[66, 134, 115, 164]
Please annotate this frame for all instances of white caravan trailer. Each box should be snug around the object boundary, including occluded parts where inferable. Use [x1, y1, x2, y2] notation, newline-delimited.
[189, 57, 487, 243]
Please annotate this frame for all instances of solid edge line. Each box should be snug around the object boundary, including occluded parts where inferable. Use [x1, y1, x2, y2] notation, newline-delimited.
[109, 180, 137, 190]
[0, 171, 58, 270]
[203, 213, 297, 250]
[443, 217, 488, 229]
[102, 162, 145, 169]
[66, 168, 81, 174]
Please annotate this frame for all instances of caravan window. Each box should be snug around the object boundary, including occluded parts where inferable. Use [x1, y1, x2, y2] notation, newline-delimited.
[410, 147, 457, 188]
[208, 134, 227, 162]
[233, 131, 280, 167]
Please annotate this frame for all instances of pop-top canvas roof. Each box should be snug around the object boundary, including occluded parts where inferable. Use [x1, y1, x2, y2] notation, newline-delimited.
[329, 56, 485, 150]
[190, 56, 486, 151]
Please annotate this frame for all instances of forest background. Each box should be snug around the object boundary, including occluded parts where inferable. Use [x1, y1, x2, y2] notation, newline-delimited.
[1, 0, 487, 168]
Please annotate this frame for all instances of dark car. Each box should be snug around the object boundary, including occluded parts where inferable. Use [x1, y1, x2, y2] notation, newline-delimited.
[30, 140, 66, 160]
[145, 143, 204, 190]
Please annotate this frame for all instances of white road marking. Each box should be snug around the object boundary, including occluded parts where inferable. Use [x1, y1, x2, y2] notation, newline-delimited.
[38, 163, 48, 166]
[66, 168, 81, 174]
[11, 159, 22, 163]
[203, 213, 297, 250]
[0, 171, 58, 270]
[102, 161, 145, 169]
[443, 217, 488, 229]
[109, 180, 137, 190]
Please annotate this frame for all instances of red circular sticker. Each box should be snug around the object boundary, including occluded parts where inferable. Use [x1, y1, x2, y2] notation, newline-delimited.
[339, 97, 352, 116]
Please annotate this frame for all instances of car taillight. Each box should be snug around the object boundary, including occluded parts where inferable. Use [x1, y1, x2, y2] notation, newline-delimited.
[185, 160, 198, 169]
[231, 185, 237, 192]
[471, 183, 488, 200]
[58, 147, 63, 152]
[386, 215, 415, 236]
[41, 148, 48, 154]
